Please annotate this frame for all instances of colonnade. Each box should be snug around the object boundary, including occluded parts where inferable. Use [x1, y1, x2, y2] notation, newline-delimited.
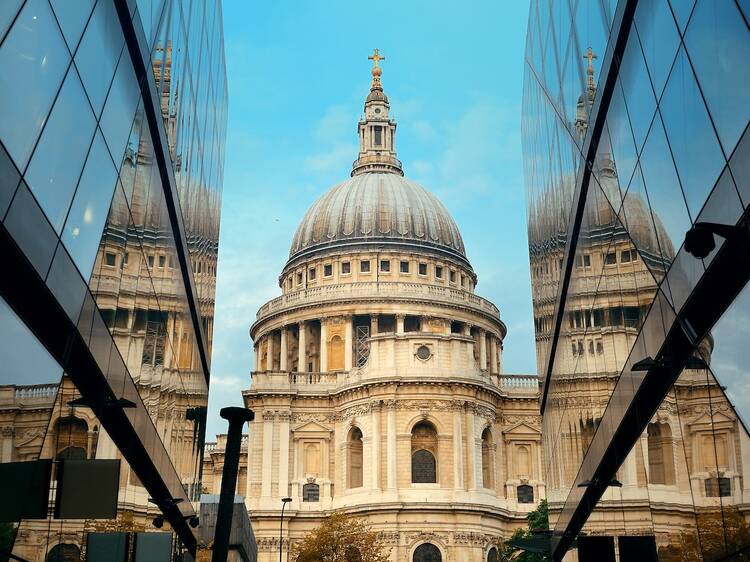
[252, 314, 503, 375]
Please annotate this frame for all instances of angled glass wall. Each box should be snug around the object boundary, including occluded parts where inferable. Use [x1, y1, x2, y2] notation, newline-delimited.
[523, 0, 750, 559]
[0, 0, 227, 558]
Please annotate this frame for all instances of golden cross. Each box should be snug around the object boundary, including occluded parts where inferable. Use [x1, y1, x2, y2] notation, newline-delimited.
[368, 48, 385, 68]
[583, 47, 597, 76]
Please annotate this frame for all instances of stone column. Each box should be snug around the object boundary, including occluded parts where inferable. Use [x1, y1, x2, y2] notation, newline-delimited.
[387, 402, 397, 490]
[490, 336, 498, 374]
[253, 344, 260, 371]
[479, 330, 487, 370]
[396, 314, 405, 335]
[87, 430, 95, 459]
[280, 326, 288, 371]
[320, 319, 328, 373]
[371, 402, 381, 490]
[261, 410, 274, 497]
[370, 315, 378, 336]
[298, 321, 307, 372]
[466, 405, 477, 489]
[278, 411, 290, 498]
[344, 317, 353, 370]
[453, 405, 464, 490]
[267, 332, 275, 371]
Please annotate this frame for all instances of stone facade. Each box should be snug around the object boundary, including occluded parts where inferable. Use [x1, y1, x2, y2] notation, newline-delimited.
[202, 53, 541, 562]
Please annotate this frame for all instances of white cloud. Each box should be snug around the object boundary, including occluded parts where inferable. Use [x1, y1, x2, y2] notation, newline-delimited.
[304, 143, 357, 174]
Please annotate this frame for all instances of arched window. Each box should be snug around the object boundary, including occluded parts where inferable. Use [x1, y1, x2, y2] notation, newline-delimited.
[411, 422, 438, 483]
[481, 428, 493, 488]
[413, 543, 441, 562]
[517, 484, 534, 504]
[487, 547, 498, 562]
[647, 423, 675, 485]
[55, 417, 88, 460]
[302, 483, 319, 502]
[46, 543, 81, 562]
[348, 427, 363, 488]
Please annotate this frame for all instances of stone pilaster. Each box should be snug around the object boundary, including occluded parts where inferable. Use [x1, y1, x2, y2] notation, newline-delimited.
[261, 410, 275, 497]
[267, 332, 275, 371]
[479, 330, 487, 370]
[278, 411, 290, 498]
[386, 401, 397, 490]
[371, 401, 381, 490]
[453, 404, 464, 490]
[466, 404, 477, 490]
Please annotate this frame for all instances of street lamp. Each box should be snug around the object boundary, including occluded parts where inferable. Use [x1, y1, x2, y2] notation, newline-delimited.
[280, 497, 292, 562]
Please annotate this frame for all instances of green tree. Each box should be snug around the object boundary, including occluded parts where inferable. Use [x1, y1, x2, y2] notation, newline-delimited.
[291, 513, 391, 562]
[500, 500, 552, 562]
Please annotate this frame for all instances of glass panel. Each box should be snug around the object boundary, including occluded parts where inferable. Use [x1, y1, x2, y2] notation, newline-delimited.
[99, 55, 140, 165]
[0, 0, 23, 42]
[49, 0, 95, 53]
[62, 130, 119, 278]
[0, 142, 20, 219]
[634, 0, 680, 100]
[74, 0, 125, 117]
[668, 0, 697, 33]
[684, 0, 750, 156]
[659, 46, 725, 219]
[637, 114, 691, 259]
[25, 66, 96, 232]
[3, 182, 58, 277]
[619, 29, 657, 154]
[0, 0, 69, 169]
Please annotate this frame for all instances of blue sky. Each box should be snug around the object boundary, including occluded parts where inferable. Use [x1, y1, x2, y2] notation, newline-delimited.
[207, 0, 534, 437]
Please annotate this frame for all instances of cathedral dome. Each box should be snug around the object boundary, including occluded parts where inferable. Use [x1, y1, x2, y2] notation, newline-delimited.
[287, 173, 468, 267]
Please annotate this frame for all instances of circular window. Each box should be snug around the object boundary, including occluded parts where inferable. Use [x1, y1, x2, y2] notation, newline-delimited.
[416, 345, 431, 360]
[374, 108, 381, 114]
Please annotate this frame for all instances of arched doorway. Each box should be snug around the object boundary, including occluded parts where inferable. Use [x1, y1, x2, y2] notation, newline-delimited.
[46, 543, 81, 562]
[413, 543, 441, 562]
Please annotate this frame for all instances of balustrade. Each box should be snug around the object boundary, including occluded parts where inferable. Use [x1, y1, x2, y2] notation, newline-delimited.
[255, 281, 500, 322]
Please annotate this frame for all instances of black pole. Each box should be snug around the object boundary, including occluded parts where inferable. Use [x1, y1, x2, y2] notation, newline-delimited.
[279, 497, 292, 562]
[212, 407, 254, 562]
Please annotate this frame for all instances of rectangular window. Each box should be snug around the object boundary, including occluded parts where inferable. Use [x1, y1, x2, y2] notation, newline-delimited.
[147, 255, 154, 267]
[308, 267, 316, 280]
[623, 307, 640, 328]
[596, 340, 604, 354]
[449, 270, 456, 283]
[605, 252, 617, 265]
[588, 340, 595, 355]
[324, 264, 333, 277]
[297, 272, 303, 285]
[105, 252, 116, 267]
[400, 260, 409, 273]
[360, 260, 371, 273]
[158, 255, 166, 268]
[418, 263, 427, 275]
[374, 126, 382, 146]
[584, 254, 591, 267]
[341, 261, 351, 274]
[168, 256, 174, 268]
[575, 255, 583, 267]
[461, 274, 465, 287]
[123, 252, 129, 266]
[380, 260, 390, 272]
[435, 266, 443, 279]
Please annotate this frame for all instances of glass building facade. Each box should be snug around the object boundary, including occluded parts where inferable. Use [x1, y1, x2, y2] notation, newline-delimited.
[0, 0, 226, 558]
[522, 0, 750, 560]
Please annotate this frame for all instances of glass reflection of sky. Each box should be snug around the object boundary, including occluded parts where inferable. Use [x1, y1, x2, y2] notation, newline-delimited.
[0, 295, 62, 386]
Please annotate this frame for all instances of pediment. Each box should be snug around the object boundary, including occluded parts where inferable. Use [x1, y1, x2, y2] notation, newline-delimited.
[503, 421, 541, 437]
[689, 409, 735, 428]
[292, 420, 332, 434]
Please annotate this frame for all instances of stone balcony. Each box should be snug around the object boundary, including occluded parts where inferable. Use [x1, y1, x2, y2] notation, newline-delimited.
[254, 281, 500, 324]
[247, 370, 539, 396]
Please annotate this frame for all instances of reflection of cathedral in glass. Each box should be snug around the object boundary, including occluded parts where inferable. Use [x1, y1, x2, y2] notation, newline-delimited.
[523, 1, 750, 559]
[0, 0, 227, 559]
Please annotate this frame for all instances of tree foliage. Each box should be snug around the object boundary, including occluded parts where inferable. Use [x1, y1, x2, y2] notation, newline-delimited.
[499, 500, 552, 562]
[291, 513, 391, 562]
[658, 507, 750, 561]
